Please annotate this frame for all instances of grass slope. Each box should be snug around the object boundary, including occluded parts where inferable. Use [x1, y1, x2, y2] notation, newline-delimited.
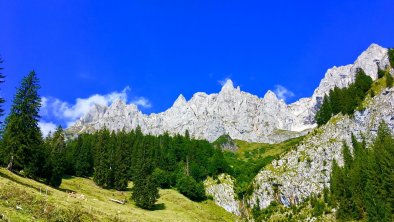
[0, 168, 237, 222]
[223, 136, 305, 198]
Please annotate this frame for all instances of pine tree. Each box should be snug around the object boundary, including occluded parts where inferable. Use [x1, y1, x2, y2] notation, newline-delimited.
[0, 56, 5, 124]
[131, 137, 160, 210]
[388, 48, 394, 68]
[385, 71, 393, 88]
[113, 130, 130, 191]
[74, 134, 94, 177]
[47, 126, 66, 187]
[93, 129, 114, 188]
[2, 71, 43, 176]
[316, 95, 332, 126]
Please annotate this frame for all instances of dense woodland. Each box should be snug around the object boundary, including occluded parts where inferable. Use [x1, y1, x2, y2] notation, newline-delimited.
[64, 128, 230, 208]
[330, 123, 394, 221]
[316, 64, 393, 126]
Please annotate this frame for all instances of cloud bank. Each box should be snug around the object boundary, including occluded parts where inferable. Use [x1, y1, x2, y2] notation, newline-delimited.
[39, 86, 151, 130]
[273, 85, 295, 101]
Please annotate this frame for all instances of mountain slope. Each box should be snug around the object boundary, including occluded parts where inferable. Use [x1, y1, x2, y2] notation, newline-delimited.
[68, 44, 390, 144]
[248, 77, 394, 208]
[0, 168, 236, 222]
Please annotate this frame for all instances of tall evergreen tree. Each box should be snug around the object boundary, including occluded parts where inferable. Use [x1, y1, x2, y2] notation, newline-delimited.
[386, 71, 393, 88]
[131, 137, 160, 210]
[47, 126, 66, 187]
[113, 130, 131, 191]
[388, 48, 394, 68]
[2, 71, 43, 176]
[0, 56, 5, 124]
[316, 95, 332, 126]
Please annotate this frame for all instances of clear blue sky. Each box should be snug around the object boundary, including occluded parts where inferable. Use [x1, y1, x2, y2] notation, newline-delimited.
[1, 1, 394, 130]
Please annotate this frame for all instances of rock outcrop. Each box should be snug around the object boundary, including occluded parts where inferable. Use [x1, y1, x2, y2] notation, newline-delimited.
[204, 174, 241, 216]
[248, 86, 394, 210]
[68, 44, 390, 144]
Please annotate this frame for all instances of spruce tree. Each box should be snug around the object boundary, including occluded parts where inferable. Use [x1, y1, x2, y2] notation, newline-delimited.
[316, 95, 332, 126]
[386, 71, 393, 88]
[113, 130, 130, 191]
[47, 126, 66, 187]
[93, 129, 113, 188]
[388, 48, 394, 68]
[0, 56, 5, 124]
[2, 71, 43, 176]
[131, 138, 159, 210]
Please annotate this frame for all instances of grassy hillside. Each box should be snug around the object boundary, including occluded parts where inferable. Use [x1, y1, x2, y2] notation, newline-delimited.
[0, 168, 237, 222]
[223, 136, 305, 198]
[234, 136, 304, 160]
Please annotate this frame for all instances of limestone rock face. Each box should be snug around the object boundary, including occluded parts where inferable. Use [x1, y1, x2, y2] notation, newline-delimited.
[204, 174, 241, 216]
[248, 87, 394, 210]
[67, 44, 389, 144]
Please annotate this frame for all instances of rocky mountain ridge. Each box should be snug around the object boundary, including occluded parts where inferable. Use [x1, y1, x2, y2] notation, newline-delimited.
[68, 44, 390, 144]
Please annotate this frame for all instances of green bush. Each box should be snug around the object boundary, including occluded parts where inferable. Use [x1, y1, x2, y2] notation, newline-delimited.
[388, 48, 394, 68]
[176, 175, 206, 201]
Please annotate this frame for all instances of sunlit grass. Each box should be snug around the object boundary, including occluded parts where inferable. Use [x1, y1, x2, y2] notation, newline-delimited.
[0, 168, 237, 221]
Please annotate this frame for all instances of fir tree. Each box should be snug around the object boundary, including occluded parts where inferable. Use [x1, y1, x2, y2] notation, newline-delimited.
[0, 56, 5, 124]
[113, 130, 130, 191]
[131, 138, 160, 210]
[2, 71, 43, 176]
[386, 71, 393, 88]
[316, 95, 332, 126]
[388, 48, 394, 68]
[47, 126, 66, 187]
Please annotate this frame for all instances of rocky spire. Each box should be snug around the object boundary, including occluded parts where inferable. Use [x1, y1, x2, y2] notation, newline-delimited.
[220, 79, 235, 93]
[173, 94, 187, 107]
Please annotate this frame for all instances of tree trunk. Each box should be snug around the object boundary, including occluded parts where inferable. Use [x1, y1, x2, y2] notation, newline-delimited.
[6, 155, 13, 171]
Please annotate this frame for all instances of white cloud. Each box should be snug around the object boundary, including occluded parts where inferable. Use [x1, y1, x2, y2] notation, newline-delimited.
[131, 97, 152, 108]
[273, 85, 295, 101]
[40, 86, 151, 127]
[38, 121, 57, 137]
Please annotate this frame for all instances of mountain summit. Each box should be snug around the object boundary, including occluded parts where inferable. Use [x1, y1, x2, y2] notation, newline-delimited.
[68, 44, 391, 143]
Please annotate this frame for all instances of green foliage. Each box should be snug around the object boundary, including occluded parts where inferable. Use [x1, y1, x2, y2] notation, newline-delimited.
[310, 195, 325, 217]
[378, 68, 386, 79]
[386, 71, 393, 88]
[389, 48, 394, 68]
[330, 122, 394, 221]
[224, 136, 304, 199]
[176, 175, 206, 201]
[315, 95, 332, 126]
[45, 126, 66, 187]
[132, 175, 160, 210]
[315, 68, 373, 126]
[1, 71, 43, 177]
[152, 168, 172, 189]
[63, 126, 228, 208]
[0, 56, 5, 125]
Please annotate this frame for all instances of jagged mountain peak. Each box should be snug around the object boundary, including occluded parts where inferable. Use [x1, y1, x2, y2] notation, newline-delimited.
[173, 94, 187, 107]
[263, 90, 279, 102]
[110, 98, 126, 109]
[220, 79, 235, 93]
[68, 44, 390, 143]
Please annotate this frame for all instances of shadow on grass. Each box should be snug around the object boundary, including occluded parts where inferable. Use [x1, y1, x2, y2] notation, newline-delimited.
[0, 170, 44, 193]
[153, 203, 166, 211]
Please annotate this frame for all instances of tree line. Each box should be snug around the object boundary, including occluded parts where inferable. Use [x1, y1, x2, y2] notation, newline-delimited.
[315, 68, 373, 126]
[329, 122, 394, 221]
[64, 128, 230, 209]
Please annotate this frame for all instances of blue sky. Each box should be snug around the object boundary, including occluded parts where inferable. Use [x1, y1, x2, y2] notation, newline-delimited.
[1, 1, 394, 134]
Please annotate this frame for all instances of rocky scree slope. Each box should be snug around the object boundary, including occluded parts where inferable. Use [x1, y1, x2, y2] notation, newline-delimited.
[68, 44, 389, 144]
[203, 44, 393, 215]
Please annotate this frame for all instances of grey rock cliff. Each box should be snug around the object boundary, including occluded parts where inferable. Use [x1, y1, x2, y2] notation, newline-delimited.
[68, 44, 389, 145]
